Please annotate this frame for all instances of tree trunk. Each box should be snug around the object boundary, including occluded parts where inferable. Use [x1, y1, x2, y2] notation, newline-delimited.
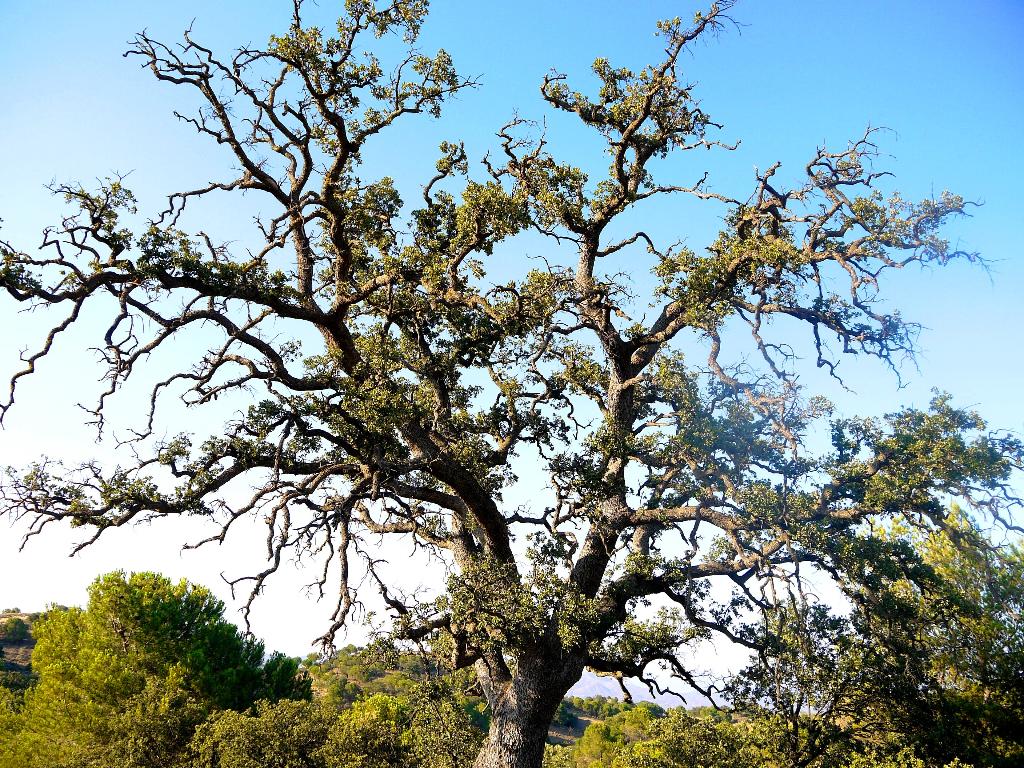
[472, 710, 553, 768]
[472, 657, 582, 768]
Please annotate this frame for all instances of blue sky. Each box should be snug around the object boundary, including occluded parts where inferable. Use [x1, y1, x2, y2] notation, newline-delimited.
[0, 1, 1022, 657]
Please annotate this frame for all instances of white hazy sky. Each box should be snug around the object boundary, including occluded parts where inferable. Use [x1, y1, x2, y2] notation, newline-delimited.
[1, 0, 1022, 670]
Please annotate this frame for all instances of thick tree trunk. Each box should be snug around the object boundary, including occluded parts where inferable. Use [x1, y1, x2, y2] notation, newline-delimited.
[472, 656, 582, 768]
[472, 709, 553, 768]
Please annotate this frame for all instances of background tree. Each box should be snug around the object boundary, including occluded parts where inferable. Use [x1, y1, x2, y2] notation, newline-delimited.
[561, 705, 665, 768]
[186, 663, 482, 768]
[0, 617, 28, 643]
[0, 571, 309, 768]
[1, 2, 1021, 767]
[188, 699, 334, 768]
[609, 709, 761, 768]
[724, 507, 1024, 768]
[726, 600, 924, 768]
[855, 513, 1024, 767]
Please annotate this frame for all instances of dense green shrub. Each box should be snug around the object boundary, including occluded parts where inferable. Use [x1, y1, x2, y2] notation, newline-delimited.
[0, 618, 28, 643]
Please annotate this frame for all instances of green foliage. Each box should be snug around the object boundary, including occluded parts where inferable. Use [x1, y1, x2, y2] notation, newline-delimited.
[0, 573, 487, 768]
[884, 514, 1024, 768]
[409, 679, 486, 768]
[564, 697, 663, 721]
[611, 710, 761, 768]
[188, 699, 333, 768]
[30, 572, 308, 710]
[553, 700, 579, 728]
[306, 645, 488, 763]
[544, 744, 576, 768]
[841, 747, 971, 768]
[308, 644, 444, 704]
[0, 572, 309, 768]
[187, 688, 482, 768]
[544, 697, 992, 768]
[318, 693, 416, 767]
[186, 679, 481, 768]
[573, 720, 627, 767]
[99, 674, 212, 768]
[545, 706, 777, 768]
[0, 670, 32, 698]
[0, 617, 28, 643]
[2, 564, 1014, 768]
[565, 705, 667, 768]
[727, 601, 906, 767]
[722, 505, 1024, 768]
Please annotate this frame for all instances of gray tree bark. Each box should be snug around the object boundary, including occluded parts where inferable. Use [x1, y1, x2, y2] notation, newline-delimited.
[472, 656, 583, 768]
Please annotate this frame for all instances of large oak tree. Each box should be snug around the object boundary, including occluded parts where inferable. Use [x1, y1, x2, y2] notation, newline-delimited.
[1, 2, 1020, 766]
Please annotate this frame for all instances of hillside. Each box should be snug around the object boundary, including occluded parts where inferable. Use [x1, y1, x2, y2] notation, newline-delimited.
[0, 610, 690, 744]
[300, 645, 699, 746]
[0, 606, 702, 751]
[1, 618, 668, 748]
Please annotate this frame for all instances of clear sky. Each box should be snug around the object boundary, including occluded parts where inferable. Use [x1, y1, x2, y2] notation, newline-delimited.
[1, 0, 1022, 663]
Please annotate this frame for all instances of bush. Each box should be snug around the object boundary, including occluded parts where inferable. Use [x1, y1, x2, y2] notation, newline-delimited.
[554, 701, 579, 728]
[0, 618, 28, 643]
